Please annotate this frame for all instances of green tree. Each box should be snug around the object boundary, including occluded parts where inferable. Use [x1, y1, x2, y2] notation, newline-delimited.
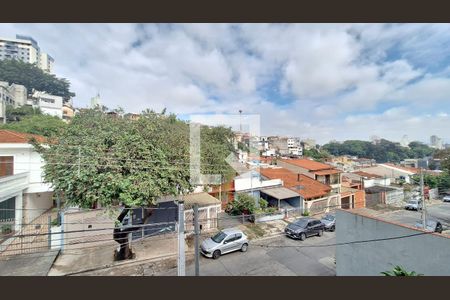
[228, 193, 257, 215]
[32, 108, 235, 208]
[303, 148, 330, 161]
[5, 104, 42, 121]
[434, 148, 450, 172]
[381, 265, 423, 276]
[322, 139, 434, 163]
[0, 59, 75, 100]
[1, 114, 66, 137]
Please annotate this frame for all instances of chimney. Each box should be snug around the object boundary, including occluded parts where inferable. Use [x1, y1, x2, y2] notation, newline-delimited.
[297, 173, 300, 181]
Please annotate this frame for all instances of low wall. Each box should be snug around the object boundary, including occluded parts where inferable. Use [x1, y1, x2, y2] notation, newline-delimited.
[336, 209, 450, 276]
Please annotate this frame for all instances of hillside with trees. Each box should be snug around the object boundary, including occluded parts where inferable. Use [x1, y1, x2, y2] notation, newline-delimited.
[0, 59, 75, 100]
[322, 139, 435, 163]
[32, 108, 236, 208]
[0, 105, 67, 137]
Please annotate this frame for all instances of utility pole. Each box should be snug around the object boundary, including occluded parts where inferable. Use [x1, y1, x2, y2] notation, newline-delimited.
[193, 203, 200, 276]
[420, 168, 427, 229]
[77, 147, 81, 176]
[177, 196, 185, 276]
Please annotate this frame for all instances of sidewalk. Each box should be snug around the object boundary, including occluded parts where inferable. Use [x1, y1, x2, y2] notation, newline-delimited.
[48, 233, 185, 276]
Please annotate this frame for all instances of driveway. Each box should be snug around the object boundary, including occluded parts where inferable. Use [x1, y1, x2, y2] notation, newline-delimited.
[154, 231, 336, 276]
[0, 251, 59, 276]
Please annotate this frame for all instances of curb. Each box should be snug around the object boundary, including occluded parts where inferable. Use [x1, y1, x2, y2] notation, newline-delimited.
[56, 251, 195, 276]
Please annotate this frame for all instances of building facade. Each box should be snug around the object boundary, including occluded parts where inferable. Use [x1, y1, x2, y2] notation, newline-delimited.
[28, 90, 63, 119]
[0, 35, 54, 73]
[0, 130, 54, 233]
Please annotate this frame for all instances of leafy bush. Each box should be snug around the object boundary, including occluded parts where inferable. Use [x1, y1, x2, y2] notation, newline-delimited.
[302, 211, 310, 216]
[381, 266, 423, 276]
[1, 224, 13, 234]
[228, 193, 257, 215]
[259, 198, 268, 210]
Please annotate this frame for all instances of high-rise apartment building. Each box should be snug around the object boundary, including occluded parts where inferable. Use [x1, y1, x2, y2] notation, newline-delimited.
[0, 34, 54, 73]
[430, 135, 444, 150]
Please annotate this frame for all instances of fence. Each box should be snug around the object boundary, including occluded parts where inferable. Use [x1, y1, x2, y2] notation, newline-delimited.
[0, 208, 57, 256]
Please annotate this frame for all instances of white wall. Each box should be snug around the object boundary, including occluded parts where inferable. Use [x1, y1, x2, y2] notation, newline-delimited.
[0, 144, 52, 193]
[234, 173, 282, 192]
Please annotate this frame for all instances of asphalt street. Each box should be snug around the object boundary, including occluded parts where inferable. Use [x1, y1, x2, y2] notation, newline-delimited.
[154, 231, 336, 276]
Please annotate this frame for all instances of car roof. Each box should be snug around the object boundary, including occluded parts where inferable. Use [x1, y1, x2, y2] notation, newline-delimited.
[221, 228, 244, 235]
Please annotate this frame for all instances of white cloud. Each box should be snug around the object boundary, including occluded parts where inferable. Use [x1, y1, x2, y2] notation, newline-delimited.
[1, 23, 450, 143]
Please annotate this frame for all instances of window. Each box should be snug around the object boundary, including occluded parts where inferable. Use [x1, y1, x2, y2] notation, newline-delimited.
[0, 197, 15, 222]
[0, 156, 14, 177]
[235, 233, 242, 240]
[225, 234, 239, 243]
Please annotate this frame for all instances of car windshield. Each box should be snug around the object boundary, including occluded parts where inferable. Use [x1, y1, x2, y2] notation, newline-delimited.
[211, 231, 227, 243]
[323, 215, 334, 221]
[293, 219, 309, 228]
[408, 200, 418, 204]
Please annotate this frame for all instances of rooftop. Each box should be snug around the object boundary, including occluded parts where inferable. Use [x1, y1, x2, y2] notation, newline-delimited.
[260, 167, 331, 199]
[381, 163, 419, 174]
[365, 185, 398, 193]
[353, 171, 383, 179]
[314, 169, 341, 176]
[280, 158, 334, 171]
[0, 130, 46, 144]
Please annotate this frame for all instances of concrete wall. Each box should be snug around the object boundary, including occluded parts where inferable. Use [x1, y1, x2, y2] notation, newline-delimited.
[385, 188, 405, 207]
[63, 209, 115, 251]
[23, 191, 53, 222]
[336, 209, 450, 276]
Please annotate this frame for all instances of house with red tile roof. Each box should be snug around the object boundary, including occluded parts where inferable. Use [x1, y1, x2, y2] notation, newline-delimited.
[277, 158, 342, 194]
[259, 167, 341, 214]
[0, 130, 53, 234]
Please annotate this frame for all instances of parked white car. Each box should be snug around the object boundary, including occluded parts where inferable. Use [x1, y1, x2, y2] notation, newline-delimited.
[443, 195, 450, 203]
[200, 228, 249, 259]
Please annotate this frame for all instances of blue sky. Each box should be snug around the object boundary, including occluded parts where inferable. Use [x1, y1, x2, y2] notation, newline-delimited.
[1, 23, 450, 144]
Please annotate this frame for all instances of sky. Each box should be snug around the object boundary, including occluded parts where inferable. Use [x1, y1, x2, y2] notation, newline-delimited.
[1, 23, 450, 144]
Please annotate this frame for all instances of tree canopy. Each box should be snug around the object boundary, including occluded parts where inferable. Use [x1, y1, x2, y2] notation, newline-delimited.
[0, 59, 75, 100]
[33, 108, 236, 208]
[322, 139, 435, 163]
[1, 106, 66, 137]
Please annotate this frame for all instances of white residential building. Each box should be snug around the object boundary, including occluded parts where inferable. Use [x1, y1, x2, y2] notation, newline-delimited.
[28, 90, 63, 119]
[234, 171, 283, 199]
[430, 135, 444, 150]
[0, 130, 54, 232]
[0, 35, 54, 73]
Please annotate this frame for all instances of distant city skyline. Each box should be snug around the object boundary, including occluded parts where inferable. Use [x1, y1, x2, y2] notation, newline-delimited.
[1, 24, 450, 143]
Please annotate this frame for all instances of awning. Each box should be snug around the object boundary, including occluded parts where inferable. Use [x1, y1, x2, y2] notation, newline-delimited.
[261, 187, 300, 200]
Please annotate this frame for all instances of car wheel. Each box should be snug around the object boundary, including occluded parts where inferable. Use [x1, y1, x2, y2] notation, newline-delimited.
[212, 250, 221, 259]
[241, 243, 248, 252]
[318, 229, 324, 237]
[299, 233, 306, 241]
[330, 225, 335, 232]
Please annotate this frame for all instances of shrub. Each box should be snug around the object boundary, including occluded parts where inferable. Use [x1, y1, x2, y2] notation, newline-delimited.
[381, 266, 423, 276]
[1, 224, 13, 234]
[229, 194, 257, 215]
[302, 211, 310, 217]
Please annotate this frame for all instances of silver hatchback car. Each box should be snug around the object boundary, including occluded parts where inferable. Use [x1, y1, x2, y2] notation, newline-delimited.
[200, 228, 249, 259]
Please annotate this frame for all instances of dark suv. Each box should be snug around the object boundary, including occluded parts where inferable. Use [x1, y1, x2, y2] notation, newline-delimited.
[284, 217, 325, 241]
